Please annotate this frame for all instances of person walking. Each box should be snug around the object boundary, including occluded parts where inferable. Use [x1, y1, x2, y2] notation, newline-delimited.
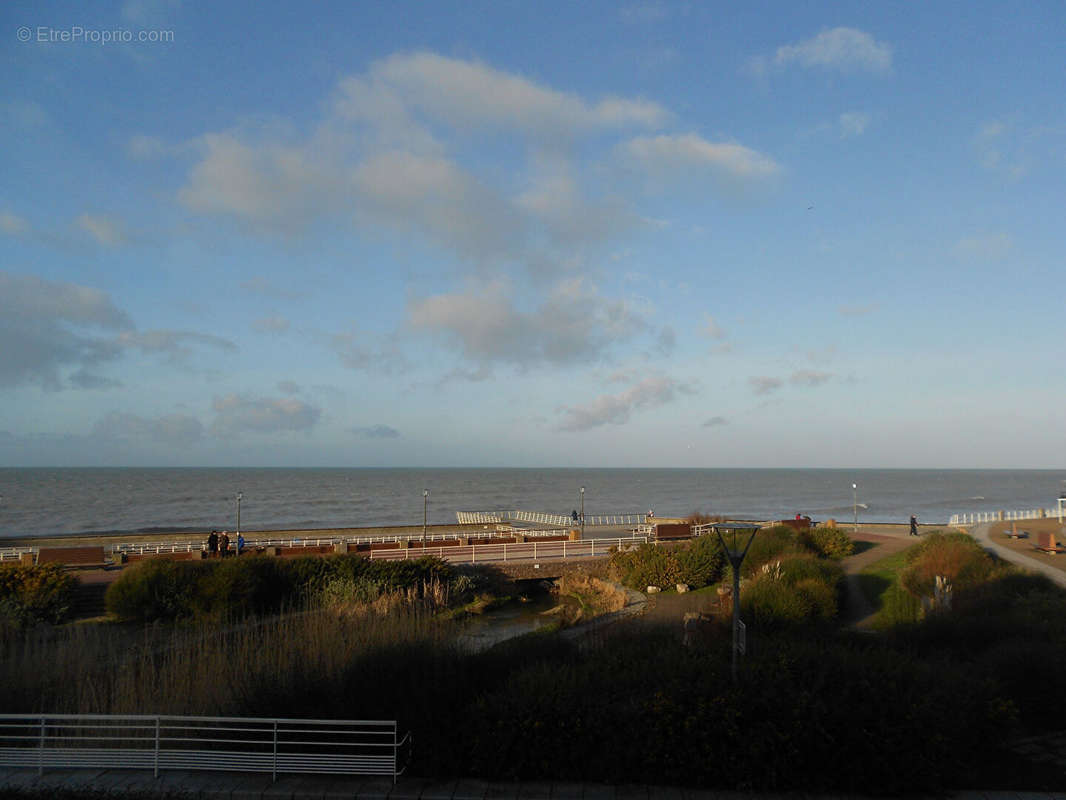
[219, 530, 230, 558]
[236, 532, 245, 556]
[207, 530, 219, 557]
[909, 515, 919, 536]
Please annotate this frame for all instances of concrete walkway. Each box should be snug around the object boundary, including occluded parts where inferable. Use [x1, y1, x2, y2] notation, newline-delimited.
[970, 522, 1066, 588]
[0, 767, 1057, 799]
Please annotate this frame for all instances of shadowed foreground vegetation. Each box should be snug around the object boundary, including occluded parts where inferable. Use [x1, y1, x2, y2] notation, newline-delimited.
[2, 531, 1065, 792]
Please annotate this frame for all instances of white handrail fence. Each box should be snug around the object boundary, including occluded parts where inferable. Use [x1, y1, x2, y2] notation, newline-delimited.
[0, 714, 409, 782]
[369, 535, 648, 565]
[949, 508, 1059, 527]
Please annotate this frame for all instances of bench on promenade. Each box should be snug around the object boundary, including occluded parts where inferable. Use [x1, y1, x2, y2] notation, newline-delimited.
[1004, 524, 1030, 539]
[1035, 531, 1066, 554]
[653, 523, 692, 541]
[36, 546, 107, 567]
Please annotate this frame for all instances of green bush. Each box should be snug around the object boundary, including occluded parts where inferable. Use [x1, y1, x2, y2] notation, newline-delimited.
[0, 563, 78, 627]
[738, 526, 809, 577]
[105, 553, 458, 621]
[105, 559, 207, 620]
[899, 532, 997, 600]
[801, 526, 855, 559]
[674, 534, 725, 588]
[607, 543, 681, 590]
[741, 554, 842, 625]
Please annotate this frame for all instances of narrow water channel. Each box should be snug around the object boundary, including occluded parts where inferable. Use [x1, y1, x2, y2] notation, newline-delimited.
[455, 595, 561, 652]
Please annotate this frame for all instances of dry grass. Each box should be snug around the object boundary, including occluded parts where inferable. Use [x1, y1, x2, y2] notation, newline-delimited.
[555, 574, 628, 619]
[0, 596, 450, 716]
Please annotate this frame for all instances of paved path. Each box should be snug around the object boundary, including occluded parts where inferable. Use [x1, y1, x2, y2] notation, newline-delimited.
[970, 522, 1066, 588]
[0, 767, 1055, 799]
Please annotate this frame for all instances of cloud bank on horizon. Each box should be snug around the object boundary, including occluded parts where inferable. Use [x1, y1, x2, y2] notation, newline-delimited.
[2, 1, 1064, 468]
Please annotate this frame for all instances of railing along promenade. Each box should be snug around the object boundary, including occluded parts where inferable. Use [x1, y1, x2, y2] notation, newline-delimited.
[0, 714, 408, 782]
[0, 511, 649, 562]
[366, 535, 648, 565]
[949, 507, 1061, 527]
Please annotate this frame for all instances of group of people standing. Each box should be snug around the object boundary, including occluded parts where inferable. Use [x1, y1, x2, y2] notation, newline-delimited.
[206, 529, 245, 557]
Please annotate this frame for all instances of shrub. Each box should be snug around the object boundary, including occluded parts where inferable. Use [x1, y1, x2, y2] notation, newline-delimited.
[737, 526, 809, 577]
[105, 553, 458, 621]
[607, 543, 681, 590]
[0, 564, 77, 627]
[899, 532, 996, 600]
[741, 554, 842, 625]
[801, 526, 855, 559]
[105, 559, 207, 621]
[674, 534, 725, 588]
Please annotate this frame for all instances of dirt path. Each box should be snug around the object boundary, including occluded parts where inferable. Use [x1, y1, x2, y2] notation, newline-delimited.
[840, 531, 916, 628]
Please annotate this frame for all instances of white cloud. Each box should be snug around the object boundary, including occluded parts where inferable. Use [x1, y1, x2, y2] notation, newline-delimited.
[0, 211, 29, 236]
[277, 380, 300, 395]
[702, 314, 727, 339]
[768, 27, 892, 74]
[702, 416, 728, 427]
[0, 272, 131, 390]
[749, 376, 782, 395]
[789, 370, 833, 387]
[973, 120, 1032, 180]
[348, 51, 669, 138]
[253, 315, 291, 333]
[839, 111, 871, 138]
[92, 411, 204, 446]
[351, 424, 401, 439]
[117, 329, 238, 362]
[408, 278, 646, 367]
[75, 213, 126, 246]
[556, 374, 679, 431]
[211, 394, 321, 436]
[621, 134, 780, 179]
[178, 133, 341, 229]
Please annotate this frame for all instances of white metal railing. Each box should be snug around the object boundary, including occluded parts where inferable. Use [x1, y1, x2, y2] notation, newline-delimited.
[456, 511, 502, 524]
[367, 535, 648, 565]
[462, 511, 648, 527]
[0, 714, 409, 782]
[0, 548, 35, 562]
[949, 508, 1059, 527]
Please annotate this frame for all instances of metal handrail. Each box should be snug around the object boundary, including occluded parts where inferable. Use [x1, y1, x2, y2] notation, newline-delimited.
[367, 535, 648, 564]
[0, 714, 408, 783]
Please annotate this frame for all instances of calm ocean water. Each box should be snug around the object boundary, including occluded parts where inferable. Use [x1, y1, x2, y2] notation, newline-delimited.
[0, 468, 1064, 539]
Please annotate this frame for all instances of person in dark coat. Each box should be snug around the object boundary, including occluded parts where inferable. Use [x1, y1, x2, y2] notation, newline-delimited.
[909, 515, 919, 536]
[207, 530, 219, 556]
[219, 530, 230, 557]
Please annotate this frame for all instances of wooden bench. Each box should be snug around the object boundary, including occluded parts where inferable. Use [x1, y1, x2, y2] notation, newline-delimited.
[1004, 524, 1030, 539]
[653, 523, 692, 540]
[778, 518, 814, 532]
[1035, 532, 1066, 554]
[36, 546, 107, 567]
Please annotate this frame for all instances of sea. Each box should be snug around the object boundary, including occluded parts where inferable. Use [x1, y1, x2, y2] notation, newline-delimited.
[0, 468, 1064, 539]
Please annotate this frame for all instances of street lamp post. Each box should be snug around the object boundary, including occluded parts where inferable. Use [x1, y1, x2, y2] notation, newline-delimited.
[423, 489, 428, 547]
[712, 522, 760, 684]
[852, 483, 858, 532]
[580, 486, 585, 539]
[235, 492, 242, 534]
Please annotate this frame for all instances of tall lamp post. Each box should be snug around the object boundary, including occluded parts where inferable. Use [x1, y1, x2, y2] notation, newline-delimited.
[852, 483, 858, 532]
[712, 522, 760, 684]
[422, 489, 428, 547]
[580, 486, 585, 539]
[235, 492, 242, 534]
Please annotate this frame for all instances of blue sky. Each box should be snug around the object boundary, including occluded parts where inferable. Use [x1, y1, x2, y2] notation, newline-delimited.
[2, 0, 1064, 468]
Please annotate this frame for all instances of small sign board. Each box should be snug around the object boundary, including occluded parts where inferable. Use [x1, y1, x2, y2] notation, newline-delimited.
[737, 620, 746, 655]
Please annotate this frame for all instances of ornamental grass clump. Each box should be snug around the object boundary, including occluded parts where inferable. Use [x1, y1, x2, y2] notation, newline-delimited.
[899, 531, 998, 601]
